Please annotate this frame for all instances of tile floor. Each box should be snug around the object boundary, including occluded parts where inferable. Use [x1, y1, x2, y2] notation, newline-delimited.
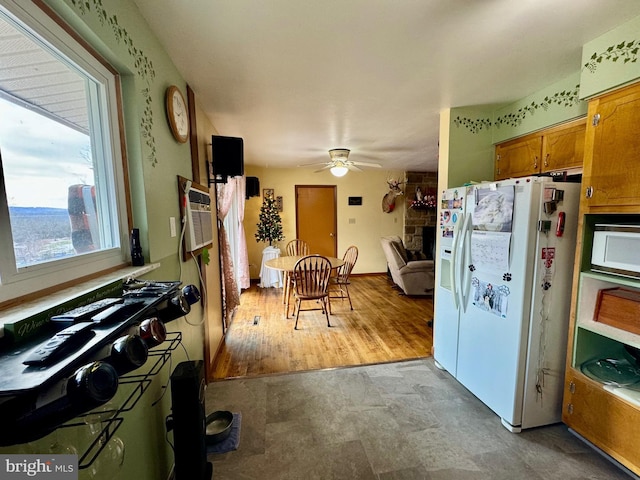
[205, 359, 636, 479]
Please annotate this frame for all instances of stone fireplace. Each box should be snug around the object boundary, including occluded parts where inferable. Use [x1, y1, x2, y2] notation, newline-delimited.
[403, 171, 437, 254]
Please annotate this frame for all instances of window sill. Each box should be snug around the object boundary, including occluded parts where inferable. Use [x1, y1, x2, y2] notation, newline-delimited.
[0, 263, 160, 339]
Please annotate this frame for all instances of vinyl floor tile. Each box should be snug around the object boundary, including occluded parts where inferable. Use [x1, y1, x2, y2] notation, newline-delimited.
[206, 359, 636, 479]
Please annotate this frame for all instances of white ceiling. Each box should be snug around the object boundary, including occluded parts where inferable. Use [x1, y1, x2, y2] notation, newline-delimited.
[132, 0, 640, 173]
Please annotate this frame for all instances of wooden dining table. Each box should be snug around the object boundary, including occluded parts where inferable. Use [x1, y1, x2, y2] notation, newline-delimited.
[264, 255, 345, 317]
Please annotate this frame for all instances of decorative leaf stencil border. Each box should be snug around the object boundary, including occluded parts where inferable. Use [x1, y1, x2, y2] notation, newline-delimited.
[455, 84, 583, 132]
[453, 38, 640, 133]
[70, 0, 158, 166]
[453, 116, 492, 133]
[584, 39, 640, 73]
[494, 84, 582, 128]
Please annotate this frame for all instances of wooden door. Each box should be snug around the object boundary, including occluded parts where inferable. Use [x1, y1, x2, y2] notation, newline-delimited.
[494, 133, 542, 180]
[583, 81, 640, 209]
[295, 185, 337, 257]
[541, 118, 586, 172]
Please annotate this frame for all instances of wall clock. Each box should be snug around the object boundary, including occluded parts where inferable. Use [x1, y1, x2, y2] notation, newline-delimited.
[165, 85, 189, 143]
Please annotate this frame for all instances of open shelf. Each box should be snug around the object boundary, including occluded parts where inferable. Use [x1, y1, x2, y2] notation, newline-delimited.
[576, 273, 640, 349]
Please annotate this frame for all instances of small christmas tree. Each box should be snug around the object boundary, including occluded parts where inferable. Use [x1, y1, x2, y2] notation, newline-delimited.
[255, 194, 284, 246]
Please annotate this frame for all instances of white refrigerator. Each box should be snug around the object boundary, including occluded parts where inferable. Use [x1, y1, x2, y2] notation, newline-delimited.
[433, 177, 580, 432]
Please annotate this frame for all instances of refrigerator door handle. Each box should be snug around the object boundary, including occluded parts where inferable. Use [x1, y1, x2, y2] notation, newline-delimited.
[459, 213, 473, 312]
[450, 213, 462, 310]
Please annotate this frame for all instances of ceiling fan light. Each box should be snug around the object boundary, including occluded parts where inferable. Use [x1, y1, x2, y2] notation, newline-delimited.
[330, 165, 349, 177]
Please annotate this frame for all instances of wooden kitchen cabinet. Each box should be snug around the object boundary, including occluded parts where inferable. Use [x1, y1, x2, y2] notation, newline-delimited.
[582, 81, 640, 210]
[541, 118, 586, 172]
[494, 133, 542, 180]
[561, 81, 640, 476]
[563, 215, 640, 475]
[563, 373, 640, 474]
[494, 118, 586, 180]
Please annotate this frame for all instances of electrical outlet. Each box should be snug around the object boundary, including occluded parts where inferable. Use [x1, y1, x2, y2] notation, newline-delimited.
[169, 217, 177, 237]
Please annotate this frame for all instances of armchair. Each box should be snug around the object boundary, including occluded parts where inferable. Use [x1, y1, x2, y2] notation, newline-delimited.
[380, 236, 434, 296]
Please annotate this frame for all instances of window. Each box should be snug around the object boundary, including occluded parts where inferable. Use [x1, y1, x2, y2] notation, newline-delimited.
[0, 1, 128, 303]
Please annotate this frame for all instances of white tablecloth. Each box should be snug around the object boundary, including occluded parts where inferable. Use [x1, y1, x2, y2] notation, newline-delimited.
[259, 246, 283, 288]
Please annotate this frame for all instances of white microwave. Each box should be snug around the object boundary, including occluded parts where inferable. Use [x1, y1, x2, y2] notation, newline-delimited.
[591, 224, 640, 279]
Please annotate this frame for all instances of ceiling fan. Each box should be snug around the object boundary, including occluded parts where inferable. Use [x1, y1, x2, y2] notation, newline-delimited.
[298, 149, 382, 177]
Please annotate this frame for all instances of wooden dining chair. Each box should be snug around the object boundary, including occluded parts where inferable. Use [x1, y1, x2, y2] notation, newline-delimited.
[284, 239, 310, 316]
[286, 239, 309, 256]
[291, 255, 332, 330]
[329, 245, 358, 313]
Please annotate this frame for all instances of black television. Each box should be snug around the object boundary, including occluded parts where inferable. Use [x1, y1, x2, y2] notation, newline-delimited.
[211, 135, 244, 183]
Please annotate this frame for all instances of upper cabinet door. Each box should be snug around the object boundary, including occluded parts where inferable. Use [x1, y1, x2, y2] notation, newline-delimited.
[583, 81, 640, 210]
[541, 118, 586, 173]
[494, 134, 542, 180]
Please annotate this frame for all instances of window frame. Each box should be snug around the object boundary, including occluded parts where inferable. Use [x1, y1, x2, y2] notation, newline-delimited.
[0, 0, 131, 306]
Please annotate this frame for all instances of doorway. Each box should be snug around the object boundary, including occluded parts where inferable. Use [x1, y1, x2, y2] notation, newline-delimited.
[295, 185, 337, 257]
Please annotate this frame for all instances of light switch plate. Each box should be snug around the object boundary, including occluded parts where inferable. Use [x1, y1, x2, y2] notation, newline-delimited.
[170, 217, 177, 237]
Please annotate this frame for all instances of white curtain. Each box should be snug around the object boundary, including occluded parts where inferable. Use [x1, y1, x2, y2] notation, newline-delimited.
[234, 177, 250, 289]
[216, 176, 250, 326]
[222, 177, 250, 290]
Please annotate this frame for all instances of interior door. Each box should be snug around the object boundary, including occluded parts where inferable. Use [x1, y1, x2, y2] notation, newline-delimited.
[295, 185, 337, 257]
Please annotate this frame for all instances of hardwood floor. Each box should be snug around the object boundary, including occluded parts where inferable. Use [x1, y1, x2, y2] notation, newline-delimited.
[211, 274, 433, 380]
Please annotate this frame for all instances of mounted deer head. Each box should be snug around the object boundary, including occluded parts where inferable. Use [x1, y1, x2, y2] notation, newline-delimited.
[382, 178, 405, 213]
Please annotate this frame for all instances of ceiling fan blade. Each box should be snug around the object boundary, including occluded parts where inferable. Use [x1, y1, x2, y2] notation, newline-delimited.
[351, 161, 382, 168]
[347, 165, 363, 172]
[298, 161, 330, 167]
[313, 165, 332, 173]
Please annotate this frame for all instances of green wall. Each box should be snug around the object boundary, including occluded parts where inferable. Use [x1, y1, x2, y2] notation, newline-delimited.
[580, 14, 640, 99]
[0, 2, 209, 479]
[446, 105, 495, 188]
[440, 13, 640, 190]
[441, 71, 591, 192]
[492, 72, 587, 144]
